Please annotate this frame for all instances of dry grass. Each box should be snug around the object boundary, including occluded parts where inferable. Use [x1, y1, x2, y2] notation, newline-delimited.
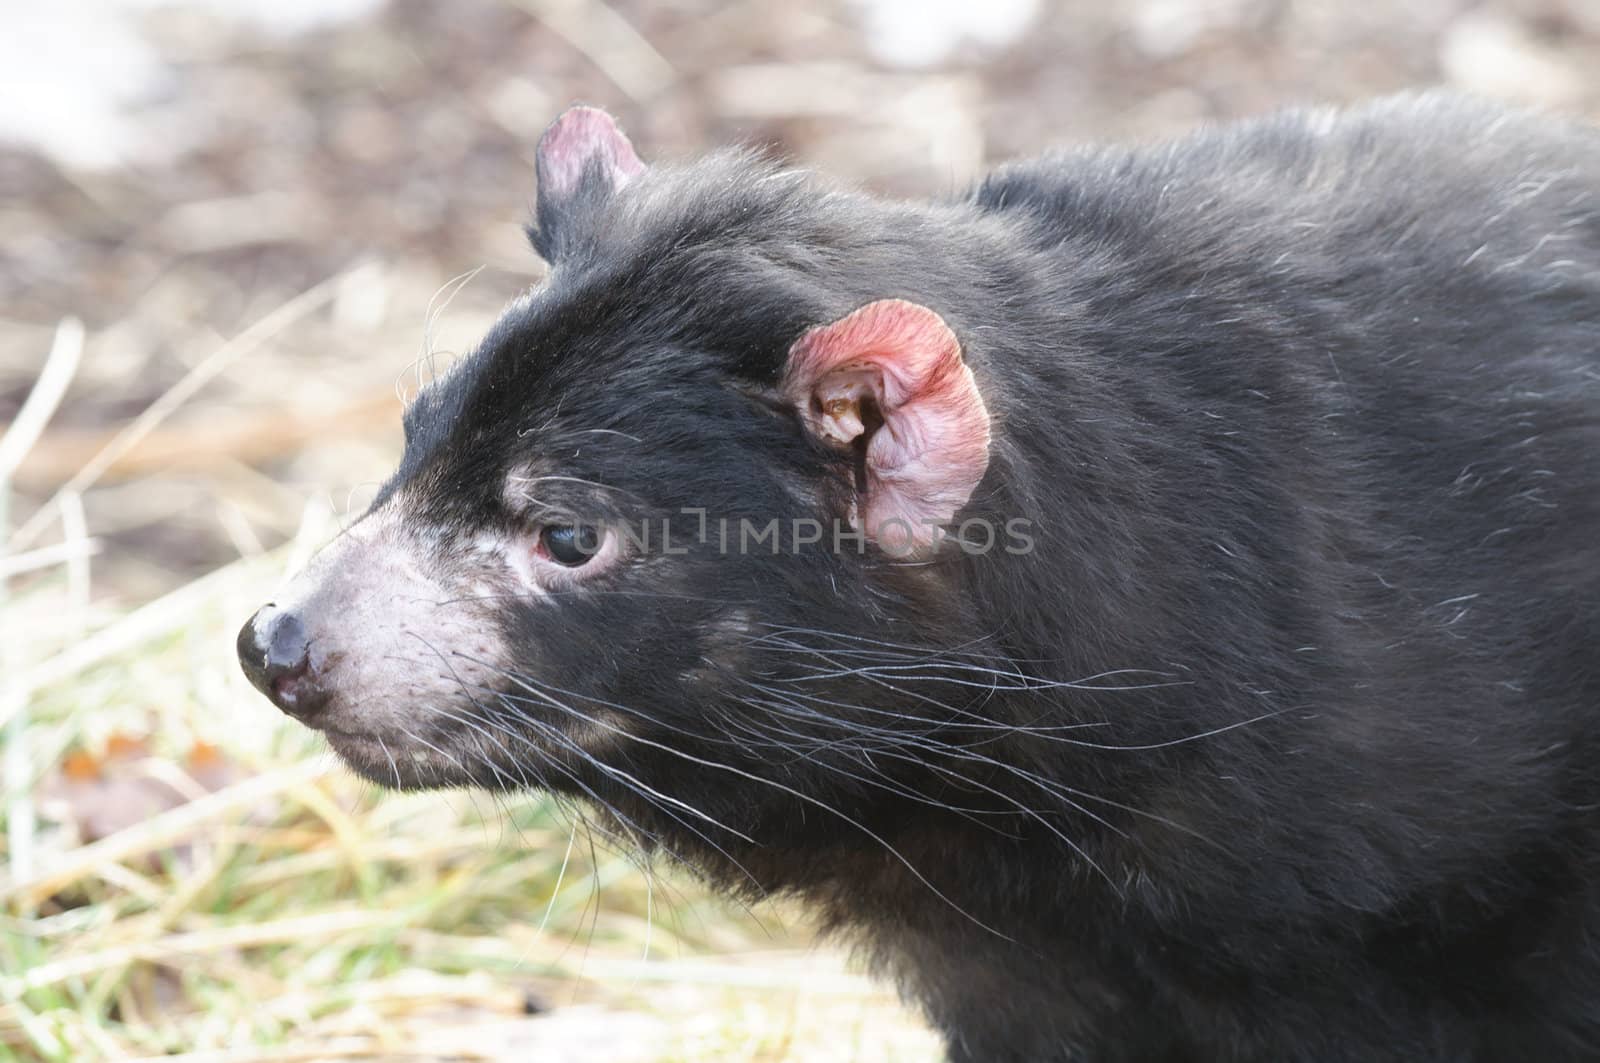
[6, 1, 1600, 1059]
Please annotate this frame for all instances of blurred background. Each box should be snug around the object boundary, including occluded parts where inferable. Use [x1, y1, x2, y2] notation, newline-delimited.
[2, 1, 1598, 1059]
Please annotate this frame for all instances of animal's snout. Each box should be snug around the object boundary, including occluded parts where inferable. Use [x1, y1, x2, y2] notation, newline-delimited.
[237, 605, 328, 721]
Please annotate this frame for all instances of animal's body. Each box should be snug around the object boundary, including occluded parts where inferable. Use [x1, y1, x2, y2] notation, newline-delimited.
[239, 95, 1600, 1061]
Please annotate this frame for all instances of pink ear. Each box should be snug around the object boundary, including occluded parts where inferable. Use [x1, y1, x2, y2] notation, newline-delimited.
[536, 106, 646, 202]
[782, 300, 991, 553]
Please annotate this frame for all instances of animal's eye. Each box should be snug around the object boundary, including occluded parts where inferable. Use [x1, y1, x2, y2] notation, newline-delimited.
[539, 524, 601, 567]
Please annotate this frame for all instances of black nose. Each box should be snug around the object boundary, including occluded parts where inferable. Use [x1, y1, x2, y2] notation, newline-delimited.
[237, 606, 329, 720]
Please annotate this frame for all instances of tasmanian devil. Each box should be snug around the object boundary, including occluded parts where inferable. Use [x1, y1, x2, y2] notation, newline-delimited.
[237, 94, 1600, 1061]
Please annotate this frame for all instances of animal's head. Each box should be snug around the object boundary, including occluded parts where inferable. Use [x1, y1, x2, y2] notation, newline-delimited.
[237, 107, 1026, 844]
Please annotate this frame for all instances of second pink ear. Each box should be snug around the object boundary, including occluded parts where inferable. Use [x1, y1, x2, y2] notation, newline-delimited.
[536, 106, 646, 203]
[782, 300, 992, 553]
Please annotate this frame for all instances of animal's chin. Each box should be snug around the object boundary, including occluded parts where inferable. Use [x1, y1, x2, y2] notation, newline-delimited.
[322, 729, 481, 791]
[302, 693, 627, 793]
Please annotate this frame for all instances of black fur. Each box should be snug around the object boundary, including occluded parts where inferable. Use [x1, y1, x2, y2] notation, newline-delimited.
[365, 94, 1600, 1060]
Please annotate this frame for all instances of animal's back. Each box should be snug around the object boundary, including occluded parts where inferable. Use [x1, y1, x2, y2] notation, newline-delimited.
[974, 93, 1600, 732]
[937, 94, 1600, 1060]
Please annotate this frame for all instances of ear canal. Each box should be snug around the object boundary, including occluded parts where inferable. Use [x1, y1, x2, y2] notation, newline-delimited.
[782, 299, 992, 554]
[531, 106, 647, 259]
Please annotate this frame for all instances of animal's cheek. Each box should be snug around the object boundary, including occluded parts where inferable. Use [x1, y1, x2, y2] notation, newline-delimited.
[248, 502, 514, 740]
